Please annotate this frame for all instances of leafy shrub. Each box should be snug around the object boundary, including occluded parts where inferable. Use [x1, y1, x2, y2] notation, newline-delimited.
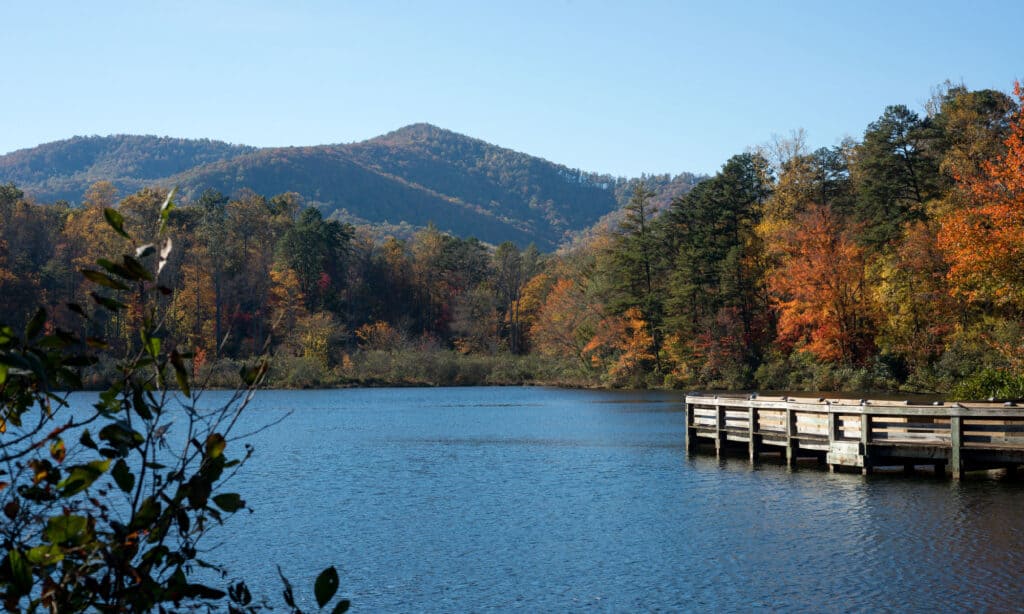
[0, 197, 348, 612]
[950, 368, 1024, 401]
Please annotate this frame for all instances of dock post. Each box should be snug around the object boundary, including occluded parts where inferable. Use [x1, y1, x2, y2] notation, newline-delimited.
[748, 404, 761, 463]
[860, 413, 872, 476]
[715, 402, 727, 458]
[950, 415, 963, 479]
[785, 408, 797, 468]
[684, 402, 698, 454]
[827, 410, 838, 473]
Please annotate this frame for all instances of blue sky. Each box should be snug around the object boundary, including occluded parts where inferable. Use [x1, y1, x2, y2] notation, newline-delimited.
[3, 1, 1021, 176]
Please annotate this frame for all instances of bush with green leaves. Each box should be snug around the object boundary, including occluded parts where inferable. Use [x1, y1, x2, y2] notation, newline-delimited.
[0, 193, 348, 612]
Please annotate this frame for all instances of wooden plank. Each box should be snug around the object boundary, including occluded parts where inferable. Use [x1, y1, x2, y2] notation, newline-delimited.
[961, 423, 1024, 433]
[872, 436, 950, 445]
[963, 440, 1024, 450]
[963, 435, 1024, 446]
[871, 420, 952, 430]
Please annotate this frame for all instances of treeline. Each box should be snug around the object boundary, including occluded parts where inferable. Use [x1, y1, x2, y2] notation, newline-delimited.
[564, 81, 1024, 396]
[2, 81, 1023, 394]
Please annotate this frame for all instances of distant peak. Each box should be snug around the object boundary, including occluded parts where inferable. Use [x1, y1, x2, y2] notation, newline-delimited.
[371, 123, 470, 145]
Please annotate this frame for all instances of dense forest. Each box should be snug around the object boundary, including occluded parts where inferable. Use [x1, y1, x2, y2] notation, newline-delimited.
[1, 81, 1023, 396]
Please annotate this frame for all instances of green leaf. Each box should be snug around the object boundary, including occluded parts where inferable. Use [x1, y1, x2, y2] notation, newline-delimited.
[212, 493, 245, 513]
[104, 207, 130, 239]
[99, 421, 144, 449]
[96, 257, 136, 280]
[170, 350, 191, 397]
[122, 255, 154, 281]
[90, 292, 127, 312]
[59, 460, 110, 495]
[26, 544, 64, 565]
[79, 429, 98, 450]
[81, 269, 129, 290]
[142, 333, 161, 358]
[315, 566, 340, 608]
[205, 433, 226, 459]
[25, 308, 46, 340]
[45, 514, 89, 545]
[8, 550, 31, 596]
[0, 363, 7, 386]
[131, 496, 161, 531]
[112, 459, 135, 493]
[159, 188, 177, 233]
[132, 387, 153, 420]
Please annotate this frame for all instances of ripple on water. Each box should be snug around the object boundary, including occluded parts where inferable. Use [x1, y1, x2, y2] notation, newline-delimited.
[62, 389, 1024, 611]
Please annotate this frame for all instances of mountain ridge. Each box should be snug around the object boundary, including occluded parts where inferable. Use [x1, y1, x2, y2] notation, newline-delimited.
[0, 126, 703, 249]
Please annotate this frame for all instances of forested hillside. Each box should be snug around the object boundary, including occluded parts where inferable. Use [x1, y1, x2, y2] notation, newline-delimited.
[0, 135, 255, 202]
[0, 126, 701, 250]
[1, 82, 1022, 396]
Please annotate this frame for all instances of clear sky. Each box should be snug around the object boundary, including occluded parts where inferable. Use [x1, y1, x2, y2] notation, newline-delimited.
[3, 1, 1021, 177]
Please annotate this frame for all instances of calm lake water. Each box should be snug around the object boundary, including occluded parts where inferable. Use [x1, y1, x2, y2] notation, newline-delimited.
[70, 387, 1024, 611]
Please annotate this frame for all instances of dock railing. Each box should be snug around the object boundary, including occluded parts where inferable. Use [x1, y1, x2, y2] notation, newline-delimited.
[684, 394, 1024, 478]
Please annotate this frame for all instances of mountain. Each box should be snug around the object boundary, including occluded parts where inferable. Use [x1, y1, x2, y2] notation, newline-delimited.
[0, 126, 702, 250]
[0, 135, 256, 203]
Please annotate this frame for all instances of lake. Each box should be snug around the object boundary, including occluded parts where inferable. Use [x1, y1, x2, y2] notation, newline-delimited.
[70, 387, 1024, 611]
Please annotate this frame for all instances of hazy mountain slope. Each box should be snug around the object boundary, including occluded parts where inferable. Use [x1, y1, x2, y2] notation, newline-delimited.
[347, 124, 621, 238]
[0, 135, 255, 202]
[169, 146, 540, 247]
[0, 127, 703, 249]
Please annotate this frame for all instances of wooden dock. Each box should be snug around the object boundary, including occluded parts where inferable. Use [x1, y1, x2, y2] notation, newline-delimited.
[684, 394, 1024, 478]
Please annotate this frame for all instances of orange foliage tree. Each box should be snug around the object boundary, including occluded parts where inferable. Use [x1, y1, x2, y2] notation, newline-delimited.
[581, 307, 657, 384]
[769, 204, 877, 364]
[529, 277, 602, 366]
[938, 82, 1024, 310]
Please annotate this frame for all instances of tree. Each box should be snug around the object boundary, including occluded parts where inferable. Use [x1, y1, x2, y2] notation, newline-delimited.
[0, 195, 347, 612]
[874, 220, 956, 375]
[930, 85, 1017, 186]
[770, 204, 876, 364]
[529, 278, 604, 369]
[662, 153, 773, 384]
[851, 105, 944, 248]
[492, 242, 542, 354]
[276, 208, 353, 314]
[938, 82, 1024, 312]
[606, 184, 664, 371]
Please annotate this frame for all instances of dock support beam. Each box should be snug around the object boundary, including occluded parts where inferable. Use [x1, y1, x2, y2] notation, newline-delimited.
[950, 416, 963, 480]
[715, 403, 727, 458]
[827, 411, 838, 473]
[785, 408, 797, 468]
[684, 402, 697, 454]
[748, 405, 762, 462]
[860, 414, 872, 476]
